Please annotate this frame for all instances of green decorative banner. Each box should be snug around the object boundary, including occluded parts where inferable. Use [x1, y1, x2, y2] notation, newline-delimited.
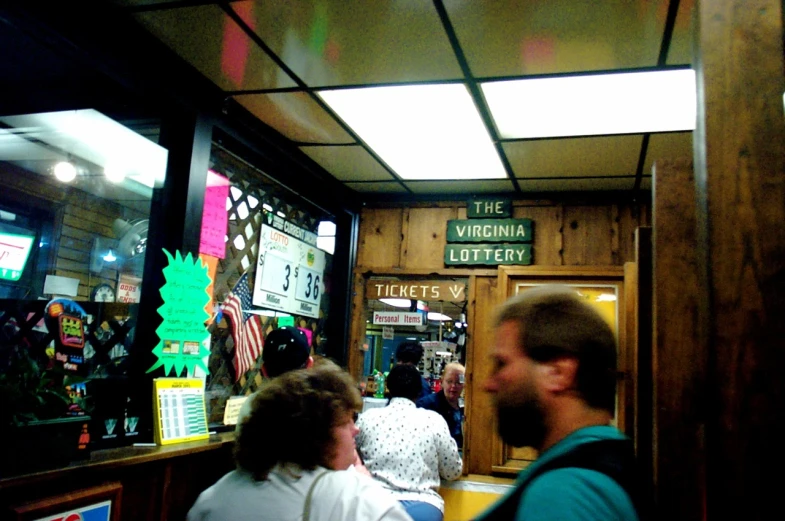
[446, 218, 533, 243]
[147, 249, 212, 376]
[444, 243, 532, 266]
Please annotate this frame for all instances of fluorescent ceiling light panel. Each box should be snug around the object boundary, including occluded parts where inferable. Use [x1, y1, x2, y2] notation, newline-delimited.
[319, 84, 506, 180]
[482, 69, 697, 139]
[0, 109, 168, 190]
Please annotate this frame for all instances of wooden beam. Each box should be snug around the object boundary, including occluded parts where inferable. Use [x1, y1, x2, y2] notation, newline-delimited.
[695, 1, 785, 519]
[652, 159, 704, 520]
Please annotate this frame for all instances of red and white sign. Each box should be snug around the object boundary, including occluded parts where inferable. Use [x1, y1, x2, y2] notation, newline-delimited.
[372, 312, 424, 326]
[117, 275, 141, 303]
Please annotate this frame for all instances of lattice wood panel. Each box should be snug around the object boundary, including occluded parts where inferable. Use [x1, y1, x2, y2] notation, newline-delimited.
[0, 300, 137, 374]
[205, 145, 334, 421]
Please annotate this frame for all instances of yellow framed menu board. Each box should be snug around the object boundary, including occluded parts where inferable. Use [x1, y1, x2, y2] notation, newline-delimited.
[152, 378, 209, 445]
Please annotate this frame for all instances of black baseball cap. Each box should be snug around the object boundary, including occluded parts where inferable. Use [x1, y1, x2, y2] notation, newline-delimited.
[262, 326, 311, 377]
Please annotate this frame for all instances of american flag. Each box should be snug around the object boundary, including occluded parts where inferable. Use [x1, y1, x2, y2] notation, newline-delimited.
[223, 273, 263, 381]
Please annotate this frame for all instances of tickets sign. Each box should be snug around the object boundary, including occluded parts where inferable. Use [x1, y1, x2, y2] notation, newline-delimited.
[253, 218, 326, 319]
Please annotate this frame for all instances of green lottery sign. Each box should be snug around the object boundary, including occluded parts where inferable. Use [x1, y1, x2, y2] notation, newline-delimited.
[445, 243, 532, 265]
[444, 200, 534, 266]
[446, 218, 532, 243]
[147, 249, 212, 376]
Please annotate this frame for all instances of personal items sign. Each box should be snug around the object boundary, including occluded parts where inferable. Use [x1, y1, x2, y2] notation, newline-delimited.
[253, 214, 326, 319]
[372, 311, 425, 326]
[147, 249, 212, 376]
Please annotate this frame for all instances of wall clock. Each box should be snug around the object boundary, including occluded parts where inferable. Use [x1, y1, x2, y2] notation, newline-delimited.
[91, 283, 116, 302]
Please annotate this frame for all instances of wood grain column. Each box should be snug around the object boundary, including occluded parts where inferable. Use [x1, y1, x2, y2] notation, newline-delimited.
[652, 159, 705, 521]
[694, 1, 785, 519]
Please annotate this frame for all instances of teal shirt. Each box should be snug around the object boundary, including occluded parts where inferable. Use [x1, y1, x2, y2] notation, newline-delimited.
[476, 426, 639, 521]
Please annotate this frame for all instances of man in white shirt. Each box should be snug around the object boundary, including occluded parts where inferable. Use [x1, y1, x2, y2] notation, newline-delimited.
[356, 364, 463, 521]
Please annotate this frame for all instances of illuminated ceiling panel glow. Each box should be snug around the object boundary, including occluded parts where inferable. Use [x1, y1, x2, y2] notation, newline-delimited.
[318, 84, 506, 180]
[482, 69, 697, 139]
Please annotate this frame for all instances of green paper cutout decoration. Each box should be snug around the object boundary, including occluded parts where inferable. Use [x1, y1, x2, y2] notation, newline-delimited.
[147, 249, 212, 376]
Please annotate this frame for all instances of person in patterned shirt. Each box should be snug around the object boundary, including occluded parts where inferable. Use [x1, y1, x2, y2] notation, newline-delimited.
[356, 364, 463, 521]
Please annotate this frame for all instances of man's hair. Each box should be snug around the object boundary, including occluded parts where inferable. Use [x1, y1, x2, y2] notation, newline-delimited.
[386, 364, 423, 401]
[395, 340, 424, 365]
[234, 365, 362, 480]
[495, 284, 618, 413]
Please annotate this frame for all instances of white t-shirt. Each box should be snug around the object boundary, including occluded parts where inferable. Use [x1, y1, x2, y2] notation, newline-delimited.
[356, 397, 463, 512]
[187, 465, 413, 521]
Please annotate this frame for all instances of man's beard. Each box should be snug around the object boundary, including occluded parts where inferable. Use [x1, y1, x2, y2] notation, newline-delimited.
[496, 398, 547, 449]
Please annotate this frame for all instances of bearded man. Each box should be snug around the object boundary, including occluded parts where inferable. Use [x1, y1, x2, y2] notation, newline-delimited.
[476, 285, 642, 521]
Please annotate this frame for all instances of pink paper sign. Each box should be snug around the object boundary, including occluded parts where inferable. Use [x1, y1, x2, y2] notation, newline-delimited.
[199, 170, 230, 259]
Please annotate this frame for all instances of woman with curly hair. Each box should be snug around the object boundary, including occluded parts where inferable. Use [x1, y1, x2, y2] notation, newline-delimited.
[187, 365, 412, 521]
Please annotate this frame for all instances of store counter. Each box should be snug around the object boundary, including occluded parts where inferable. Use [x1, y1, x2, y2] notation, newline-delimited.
[0, 432, 235, 520]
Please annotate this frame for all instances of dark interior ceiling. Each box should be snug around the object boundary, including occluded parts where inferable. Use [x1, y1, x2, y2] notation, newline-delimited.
[2, 1, 695, 205]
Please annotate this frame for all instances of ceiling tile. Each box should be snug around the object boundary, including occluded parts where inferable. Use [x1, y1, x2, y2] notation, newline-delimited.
[134, 5, 296, 92]
[234, 92, 353, 143]
[300, 145, 395, 182]
[517, 177, 637, 192]
[405, 179, 515, 194]
[345, 181, 408, 193]
[503, 135, 642, 179]
[445, 0, 668, 77]
[116, 0, 190, 5]
[645, 132, 693, 175]
[242, 0, 463, 88]
[666, 0, 696, 65]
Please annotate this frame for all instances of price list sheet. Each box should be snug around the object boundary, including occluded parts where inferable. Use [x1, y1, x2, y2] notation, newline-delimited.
[152, 378, 209, 445]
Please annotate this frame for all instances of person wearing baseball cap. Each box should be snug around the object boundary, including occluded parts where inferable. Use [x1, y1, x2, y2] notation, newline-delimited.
[234, 325, 371, 477]
[261, 326, 314, 378]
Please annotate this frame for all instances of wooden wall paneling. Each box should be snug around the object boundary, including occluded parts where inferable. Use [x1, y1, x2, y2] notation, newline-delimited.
[0, 163, 69, 203]
[623, 261, 637, 442]
[652, 159, 704, 521]
[562, 206, 614, 265]
[465, 274, 498, 476]
[610, 205, 621, 266]
[632, 227, 653, 492]
[695, 2, 785, 519]
[160, 448, 234, 521]
[512, 204, 564, 265]
[347, 270, 368, 381]
[401, 207, 458, 270]
[356, 208, 403, 268]
[616, 203, 647, 264]
[460, 273, 477, 476]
